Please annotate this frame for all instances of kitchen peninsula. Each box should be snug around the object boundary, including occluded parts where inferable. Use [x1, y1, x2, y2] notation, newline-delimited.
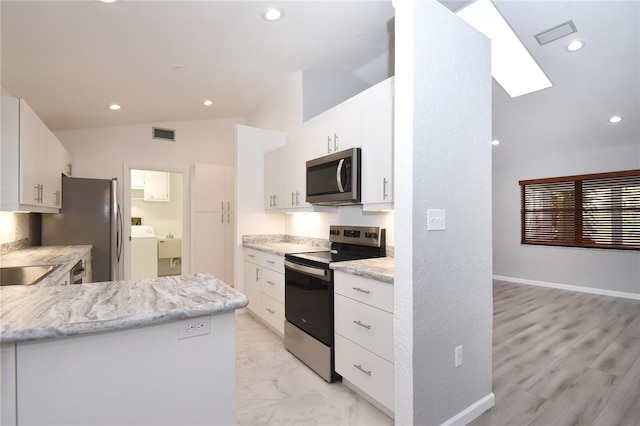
[0, 273, 247, 426]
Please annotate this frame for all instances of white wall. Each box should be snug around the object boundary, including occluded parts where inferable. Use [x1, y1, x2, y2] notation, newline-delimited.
[395, 1, 493, 424]
[302, 70, 370, 122]
[493, 142, 640, 297]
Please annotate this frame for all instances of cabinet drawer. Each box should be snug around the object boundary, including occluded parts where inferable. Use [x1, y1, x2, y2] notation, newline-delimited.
[334, 334, 394, 412]
[260, 293, 284, 335]
[335, 294, 393, 362]
[260, 268, 284, 303]
[244, 248, 284, 272]
[334, 271, 393, 313]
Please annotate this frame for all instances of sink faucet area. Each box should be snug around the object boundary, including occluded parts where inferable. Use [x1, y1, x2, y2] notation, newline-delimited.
[0, 264, 63, 286]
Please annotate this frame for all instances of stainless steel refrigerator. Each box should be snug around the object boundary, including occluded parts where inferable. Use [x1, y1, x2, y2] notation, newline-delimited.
[42, 175, 122, 282]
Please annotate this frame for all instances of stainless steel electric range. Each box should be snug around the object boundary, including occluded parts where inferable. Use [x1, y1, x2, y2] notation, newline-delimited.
[284, 225, 386, 382]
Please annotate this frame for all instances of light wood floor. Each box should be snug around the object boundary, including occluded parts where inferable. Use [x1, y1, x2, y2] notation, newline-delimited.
[471, 280, 640, 426]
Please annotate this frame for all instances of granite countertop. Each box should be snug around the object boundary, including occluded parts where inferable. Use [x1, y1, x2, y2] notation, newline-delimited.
[243, 234, 329, 256]
[0, 273, 248, 344]
[0, 245, 93, 287]
[330, 257, 394, 284]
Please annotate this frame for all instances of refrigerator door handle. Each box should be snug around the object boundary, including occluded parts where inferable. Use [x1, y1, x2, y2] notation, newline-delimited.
[117, 203, 123, 263]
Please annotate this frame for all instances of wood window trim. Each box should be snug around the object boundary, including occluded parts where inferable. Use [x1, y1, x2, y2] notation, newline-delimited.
[519, 169, 640, 251]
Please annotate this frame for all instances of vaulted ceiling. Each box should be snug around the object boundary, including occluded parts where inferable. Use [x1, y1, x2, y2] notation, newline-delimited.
[2, 1, 638, 161]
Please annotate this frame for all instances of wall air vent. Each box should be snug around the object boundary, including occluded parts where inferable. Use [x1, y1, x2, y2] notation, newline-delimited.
[534, 20, 577, 45]
[152, 127, 176, 141]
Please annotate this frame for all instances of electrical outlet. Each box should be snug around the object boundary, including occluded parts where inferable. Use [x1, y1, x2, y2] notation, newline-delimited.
[178, 317, 210, 340]
[455, 345, 463, 367]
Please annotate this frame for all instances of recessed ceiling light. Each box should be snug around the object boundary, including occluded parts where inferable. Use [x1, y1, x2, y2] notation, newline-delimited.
[203, 100, 213, 106]
[457, 0, 553, 98]
[263, 8, 283, 22]
[609, 115, 623, 124]
[108, 104, 121, 111]
[491, 139, 501, 146]
[566, 40, 585, 52]
[97, 0, 120, 4]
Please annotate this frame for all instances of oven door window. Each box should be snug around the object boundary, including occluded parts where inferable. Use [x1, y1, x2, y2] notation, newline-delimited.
[285, 267, 333, 346]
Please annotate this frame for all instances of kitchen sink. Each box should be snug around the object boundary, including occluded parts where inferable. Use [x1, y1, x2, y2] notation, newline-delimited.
[0, 264, 63, 286]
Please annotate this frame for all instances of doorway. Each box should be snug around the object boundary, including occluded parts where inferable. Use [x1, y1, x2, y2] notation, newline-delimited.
[125, 166, 187, 280]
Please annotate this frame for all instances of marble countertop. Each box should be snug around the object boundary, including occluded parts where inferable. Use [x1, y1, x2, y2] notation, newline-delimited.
[0, 273, 248, 344]
[330, 257, 394, 284]
[0, 245, 93, 287]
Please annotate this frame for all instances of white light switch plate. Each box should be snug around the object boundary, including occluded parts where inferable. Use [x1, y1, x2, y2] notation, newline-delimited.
[427, 209, 446, 231]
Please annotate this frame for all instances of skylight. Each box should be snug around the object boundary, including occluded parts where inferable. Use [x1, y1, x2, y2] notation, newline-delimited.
[457, 0, 553, 98]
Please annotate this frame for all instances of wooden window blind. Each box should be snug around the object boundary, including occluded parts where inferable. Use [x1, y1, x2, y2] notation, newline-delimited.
[520, 170, 640, 250]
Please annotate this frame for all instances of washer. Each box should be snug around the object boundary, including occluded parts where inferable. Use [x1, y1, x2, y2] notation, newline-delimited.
[130, 225, 158, 279]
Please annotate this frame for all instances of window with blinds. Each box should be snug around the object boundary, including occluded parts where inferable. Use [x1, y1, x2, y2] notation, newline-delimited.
[520, 170, 640, 250]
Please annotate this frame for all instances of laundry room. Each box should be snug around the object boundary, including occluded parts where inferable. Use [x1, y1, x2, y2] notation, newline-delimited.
[130, 169, 183, 279]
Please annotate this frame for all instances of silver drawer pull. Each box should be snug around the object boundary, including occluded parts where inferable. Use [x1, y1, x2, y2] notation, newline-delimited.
[352, 287, 371, 294]
[248, 254, 255, 258]
[353, 364, 372, 376]
[353, 320, 371, 330]
[266, 280, 275, 285]
[266, 260, 275, 264]
[266, 308, 275, 314]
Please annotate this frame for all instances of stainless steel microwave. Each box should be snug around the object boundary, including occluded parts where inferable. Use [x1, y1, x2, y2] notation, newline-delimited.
[306, 147, 361, 205]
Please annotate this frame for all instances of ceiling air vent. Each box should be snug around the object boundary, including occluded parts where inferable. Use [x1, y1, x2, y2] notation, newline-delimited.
[152, 127, 176, 142]
[534, 20, 577, 45]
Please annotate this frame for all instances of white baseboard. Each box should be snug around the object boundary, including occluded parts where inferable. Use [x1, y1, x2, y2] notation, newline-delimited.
[441, 393, 495, 426]
[493, 275, 640, 301]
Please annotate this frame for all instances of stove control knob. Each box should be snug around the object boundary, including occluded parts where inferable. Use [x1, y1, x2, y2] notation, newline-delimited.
[365, 232, 378, 239]
[330, 230, 340, 236]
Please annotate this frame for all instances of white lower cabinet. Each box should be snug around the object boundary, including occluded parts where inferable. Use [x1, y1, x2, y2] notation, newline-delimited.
[244, 248, 285, 336]
[334, 271, 394, 416]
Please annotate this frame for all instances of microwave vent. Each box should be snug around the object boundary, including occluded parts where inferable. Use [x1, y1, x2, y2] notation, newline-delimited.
[152, 127, 176, 141]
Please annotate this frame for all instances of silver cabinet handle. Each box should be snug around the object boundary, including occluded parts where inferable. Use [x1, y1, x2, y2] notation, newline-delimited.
[247, 254, 255, 258]
[227, 213, 230, 223]
[227, 201, 230, 211]
[383, 178, 389, 199]
[67, 163, 73, 176]
[266, 260, 275, 264]
[256, 267, 260, 281]
[266, 280, 275, 285]
[327, 136, 332, 153]
[334, 133, 339, 151]
[266, 308, 275, 314]
[353, 320, 371, 330]
[221, 201, 224, 211]
[221, 213, 224, 223]
[272, 194, 277, 207]
[352, 287, 371, 294]
[353, 364, 372, 376]
[336, 159, 345, 193]
[292, 191, 296, 206]
[295, 191, 300, 205]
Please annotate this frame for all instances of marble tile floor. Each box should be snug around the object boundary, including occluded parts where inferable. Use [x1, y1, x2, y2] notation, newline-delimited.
[235, 312, 394, 426]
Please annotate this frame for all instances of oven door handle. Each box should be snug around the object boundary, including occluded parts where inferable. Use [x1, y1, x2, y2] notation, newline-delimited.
[284, 260, 331, 281]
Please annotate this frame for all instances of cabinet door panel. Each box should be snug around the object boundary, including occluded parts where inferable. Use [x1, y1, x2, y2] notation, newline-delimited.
[361, 79, 394, 205]
[193, 212, 225, 280]
[194, 164, 225, 212]
[18, 99, 47, 206]
[243, 261, 261, 315]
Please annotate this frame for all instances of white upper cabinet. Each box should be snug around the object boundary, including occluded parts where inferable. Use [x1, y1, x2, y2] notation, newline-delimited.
[361, 77, 394, 210]
[143, 170, 170, 202]
[1, 96, 64, 213]
[305, 97, 362, 159]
